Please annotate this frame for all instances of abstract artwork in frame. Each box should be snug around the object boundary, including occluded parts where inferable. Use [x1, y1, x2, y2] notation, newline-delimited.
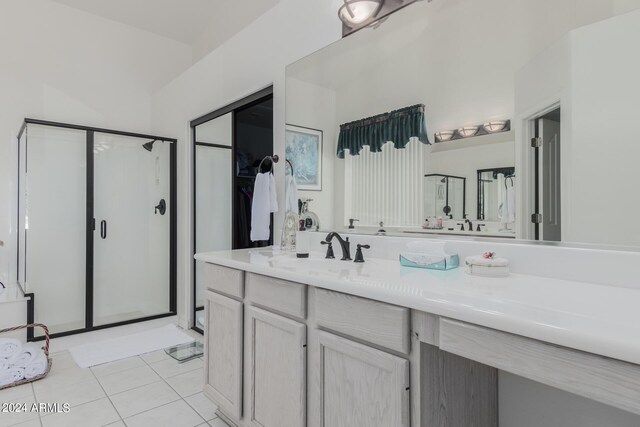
[285, 124, 323, 191]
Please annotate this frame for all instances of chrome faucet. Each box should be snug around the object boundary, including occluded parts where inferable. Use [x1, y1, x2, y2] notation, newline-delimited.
[324, 232, 351, 261]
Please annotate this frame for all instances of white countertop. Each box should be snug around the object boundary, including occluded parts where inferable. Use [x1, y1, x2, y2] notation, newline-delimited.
[195, 247, 640, 366]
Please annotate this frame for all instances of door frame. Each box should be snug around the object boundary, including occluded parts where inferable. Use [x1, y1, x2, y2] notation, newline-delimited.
[190, 85, 274, 335]
[516, 100, 561, 241]
[17, 118, 178, 341]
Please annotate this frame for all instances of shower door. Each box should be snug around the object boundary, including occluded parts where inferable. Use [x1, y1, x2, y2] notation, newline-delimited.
[92, 133, 173, 326]
[17, 119, 176, 339]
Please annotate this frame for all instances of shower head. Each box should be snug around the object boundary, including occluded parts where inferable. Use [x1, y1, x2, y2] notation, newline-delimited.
[143, 140, 156, 152]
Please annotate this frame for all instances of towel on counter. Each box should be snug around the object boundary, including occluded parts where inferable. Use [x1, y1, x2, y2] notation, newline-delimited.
[0, 338, 22, 360]
[0, 358, 9, 372]
[285, 175, 298, 213]
[0, 367, 25, 387]
[251, 172, 278, 242]
[24, 353, 47, 379]
[10, 343, 44, 368]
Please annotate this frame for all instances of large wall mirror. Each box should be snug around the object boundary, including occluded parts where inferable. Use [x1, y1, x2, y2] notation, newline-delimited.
[285, 0, 640, 248]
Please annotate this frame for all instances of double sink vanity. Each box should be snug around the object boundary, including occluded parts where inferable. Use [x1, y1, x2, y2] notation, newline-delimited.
[195, 233, 640, 427]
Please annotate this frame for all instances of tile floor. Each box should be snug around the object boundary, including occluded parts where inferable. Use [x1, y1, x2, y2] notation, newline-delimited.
[0, 332, 229, 427]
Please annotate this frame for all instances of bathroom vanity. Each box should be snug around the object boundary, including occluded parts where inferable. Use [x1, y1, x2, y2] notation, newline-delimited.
[195, 239, 640, 427]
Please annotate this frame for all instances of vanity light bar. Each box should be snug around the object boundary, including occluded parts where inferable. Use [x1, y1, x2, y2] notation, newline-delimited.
[434, 120, 511, 143]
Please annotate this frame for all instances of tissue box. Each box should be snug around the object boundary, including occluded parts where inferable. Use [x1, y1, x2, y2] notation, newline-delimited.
[399, 252, 459, 270]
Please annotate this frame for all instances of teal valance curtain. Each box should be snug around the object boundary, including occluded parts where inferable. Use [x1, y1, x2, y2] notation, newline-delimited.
[336, 104, 429, 159]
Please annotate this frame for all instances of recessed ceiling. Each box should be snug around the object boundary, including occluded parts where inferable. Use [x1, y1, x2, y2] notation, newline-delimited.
[51, 0, 280, 54]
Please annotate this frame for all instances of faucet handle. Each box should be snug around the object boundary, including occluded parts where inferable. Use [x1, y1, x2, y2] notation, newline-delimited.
[476, 223, 486, 232]
[354, 244, 370, 263]
[321, 241, 335, 259]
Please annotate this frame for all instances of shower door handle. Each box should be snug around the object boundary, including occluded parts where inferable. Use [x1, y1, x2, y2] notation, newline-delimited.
[100, 220, 107, 239]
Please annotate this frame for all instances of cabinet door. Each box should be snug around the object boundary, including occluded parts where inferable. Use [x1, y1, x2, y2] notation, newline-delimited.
[204, 290, 243, 420]
[246, 306, 306, 427]
[309, 330, 410, 427]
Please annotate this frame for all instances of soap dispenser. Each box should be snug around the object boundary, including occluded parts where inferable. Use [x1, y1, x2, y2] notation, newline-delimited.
[296, 220, 310, 259]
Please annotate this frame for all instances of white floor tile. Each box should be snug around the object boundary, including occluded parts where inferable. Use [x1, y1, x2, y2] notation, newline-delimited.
[34, 376, 105, 412]
[139, 350, 170, 365]
[33, 357, 94, 392]
[41, 397, 119, 427]
[123, 400, 204, 427]
[97, 366, 160, 396]
[164, 368, 204, 398]
[109, 381, 180, 418]
[184, 393, 218, 422]
[104, 422, 125, 427]
[208, 418, 231, 427]
[0, 395, 39, 427]
[0, 383, 34, 402]
[8, 420, 41, 427]
[91, 357, 145, 378]
[148, 358, 203, 379]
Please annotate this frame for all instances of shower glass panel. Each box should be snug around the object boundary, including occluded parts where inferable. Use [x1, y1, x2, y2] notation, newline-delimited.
[194, 112, 233, 331]
[20, 125, 87, 336]
[424, 174, 466, 220]
[93, 133, 171, 326]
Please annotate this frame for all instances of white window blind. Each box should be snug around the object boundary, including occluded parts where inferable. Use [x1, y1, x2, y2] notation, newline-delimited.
[344, 138, 425, 227]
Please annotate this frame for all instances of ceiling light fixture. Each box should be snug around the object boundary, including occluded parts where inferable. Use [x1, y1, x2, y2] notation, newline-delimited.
[434, 130, 455, 142]
[483, 121, 508, 133]
[457, 126, 479, 138]
[338, 0, 385, 28]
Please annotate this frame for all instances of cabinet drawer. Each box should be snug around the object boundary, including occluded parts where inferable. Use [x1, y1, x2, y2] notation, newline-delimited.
[246, 273, 306, 320]
[314, 289, 410, 354]
[204, 263, 244, 299]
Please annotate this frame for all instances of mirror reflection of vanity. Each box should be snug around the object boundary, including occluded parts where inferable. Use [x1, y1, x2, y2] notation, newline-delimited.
[285, 0, 640, 247]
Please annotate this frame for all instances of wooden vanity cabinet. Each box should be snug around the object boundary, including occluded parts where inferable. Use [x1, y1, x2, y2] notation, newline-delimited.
[203, 264, 498, 427]
[204, 290, 244, 420]
[245, 305, 306, 427]
[307, 329, 410, 427]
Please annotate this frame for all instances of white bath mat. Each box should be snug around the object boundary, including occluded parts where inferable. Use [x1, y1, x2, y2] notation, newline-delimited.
[69, 323, 194, 368]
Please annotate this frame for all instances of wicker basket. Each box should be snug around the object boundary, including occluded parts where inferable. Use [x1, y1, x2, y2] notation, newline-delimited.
[0, 323, 52, 390]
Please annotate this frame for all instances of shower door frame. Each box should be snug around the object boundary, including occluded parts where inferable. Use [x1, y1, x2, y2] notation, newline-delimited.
[17, 118, 178, 341]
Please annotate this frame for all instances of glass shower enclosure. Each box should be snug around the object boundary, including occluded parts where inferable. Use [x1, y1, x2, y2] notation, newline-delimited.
[16, 119, 177, 339]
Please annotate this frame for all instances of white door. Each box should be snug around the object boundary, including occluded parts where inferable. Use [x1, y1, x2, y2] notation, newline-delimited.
[539, 118, 562, 241]
[308, 330, 410, 427]
[205, 290, 243, 420]
[246, 306, 306, 427]
[93, 133, 172, 326]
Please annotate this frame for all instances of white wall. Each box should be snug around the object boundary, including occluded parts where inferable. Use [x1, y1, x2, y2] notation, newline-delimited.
[568, 9, 640, 246]
[0, 0, 193, 287]
[150, 0, 343, 329]
[285, 78, 337, 230]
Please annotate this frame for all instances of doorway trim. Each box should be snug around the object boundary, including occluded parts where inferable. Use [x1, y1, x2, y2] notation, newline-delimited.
[189, 86, 274, 335]
[516, 100, 561, 241]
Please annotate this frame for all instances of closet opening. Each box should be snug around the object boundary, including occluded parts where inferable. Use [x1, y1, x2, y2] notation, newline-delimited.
[191, 86, 274, 334]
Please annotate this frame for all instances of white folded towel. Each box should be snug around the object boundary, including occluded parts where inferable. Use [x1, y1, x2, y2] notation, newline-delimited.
[11, 343, 44, 368]
[285, 175, 298, 213]
[251, 172, 278, 242]
[0, 367, 25, 387]
[24, 353, 47, 379]
[0, 338, 22, 360]
[0, 358, 9, 372]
